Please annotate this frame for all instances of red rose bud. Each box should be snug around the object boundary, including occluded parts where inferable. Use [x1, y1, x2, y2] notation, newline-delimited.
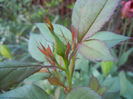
[44, 18, 67, 58]
[44, 17, 54, 31]
[38, 43, 56, 65]
[121, 0, 133, 18]
[71, 25, 77, 49]
[38, 46, 48, 56]
[47, 46, 54, 57]
[65, 42, 71, 59]
[46, 57, 55, 65]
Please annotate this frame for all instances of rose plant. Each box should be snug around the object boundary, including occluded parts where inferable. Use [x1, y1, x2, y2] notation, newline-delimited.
[0, 0, 130, 99]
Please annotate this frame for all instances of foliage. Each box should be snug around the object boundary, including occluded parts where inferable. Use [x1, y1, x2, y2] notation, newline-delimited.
[0, 0, 133, 99]
[0, 44, 12, 59]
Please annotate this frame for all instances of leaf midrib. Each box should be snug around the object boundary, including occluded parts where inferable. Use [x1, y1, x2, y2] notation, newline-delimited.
[81, 0, 109, 42]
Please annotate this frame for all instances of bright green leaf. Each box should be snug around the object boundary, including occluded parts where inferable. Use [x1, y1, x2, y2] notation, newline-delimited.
[89, 31, 129, 48]
[0, 61, 42, 90]
[78, 39, 113, 61]
[72, 0, 120, 41]
[66, 87, 102, 99]
[101, 61, 114, 77]
[0, 44, 12, 59]
[0, 84, 50, 99]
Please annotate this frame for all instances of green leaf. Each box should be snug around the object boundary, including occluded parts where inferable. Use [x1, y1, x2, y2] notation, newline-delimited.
[30, 23, 72, 60]
[89, 76, 99, 91]
[119, 71, 127, 95]
[75, 55, 89, 73]
[28, 33, 50, 62]
[89, 31, 129, 48]
[54, 87, 61, 99]
[50, 29, 67, 57]
[66, 87, 102, 99]
[72, 0, 120, 41]
[102, 76, 120, 92]
[78, 39, 113, 61]
[0, 84, 50, 99]
[101, 61, 114, 77]
[97, 86, 106, 96]
[118, 48, 133, 66]
[0, 61, 42, 90]
[35, 23, 72, 44]
[24, 72, 49, 83]
[119, 71, 133, 99]
[54, 87, 66, 99]
[103, 91, 121, 99]
[0, 44, 12, 59]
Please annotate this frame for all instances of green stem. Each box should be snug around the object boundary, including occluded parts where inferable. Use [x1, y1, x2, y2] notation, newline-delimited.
[123, 19, 133, 52]
[63, 58, 72, 92]
[119, 19, 128, 58]
[65, 69, 71, 91]
[56, 63, 65, 71]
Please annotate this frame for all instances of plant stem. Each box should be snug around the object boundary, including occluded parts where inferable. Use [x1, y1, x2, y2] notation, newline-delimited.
[70, 54, 76, 78]
[123, 19, 133, 52]
[65, 69, 72, 92]
[63, 58, 72, 92]
[119, 19, 128, 58]
[56, 63, 65, 71]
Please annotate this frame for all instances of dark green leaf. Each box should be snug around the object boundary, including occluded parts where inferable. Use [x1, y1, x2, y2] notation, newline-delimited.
[0, 61, 42, 90]
[0, 84, 50, 99]
[103, 91, 120, 99]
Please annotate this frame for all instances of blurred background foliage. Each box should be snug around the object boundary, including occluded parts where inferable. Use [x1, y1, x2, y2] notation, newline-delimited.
[0, 0, 74, 61]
